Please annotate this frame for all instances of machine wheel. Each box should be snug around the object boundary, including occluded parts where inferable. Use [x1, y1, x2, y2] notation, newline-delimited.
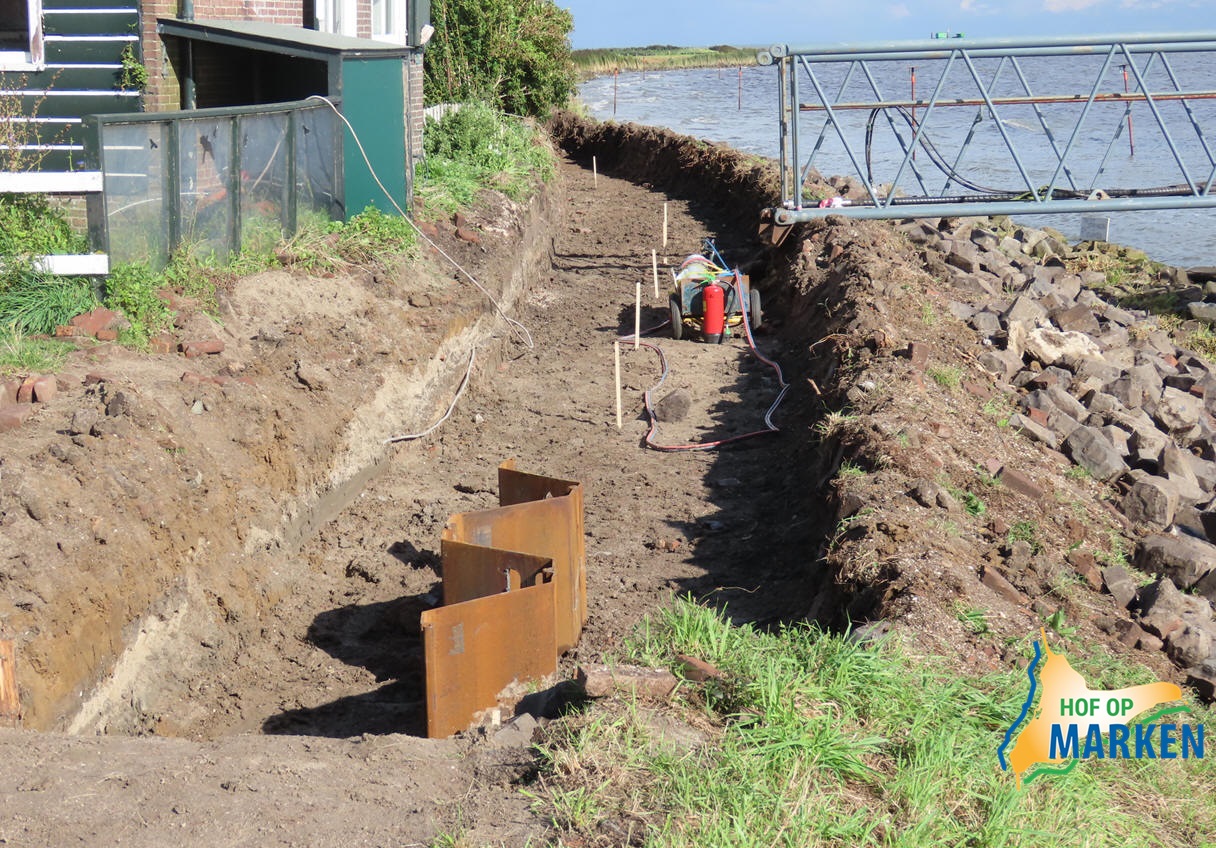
[749, 288, 763, 331]
[669, 294, 684, 340]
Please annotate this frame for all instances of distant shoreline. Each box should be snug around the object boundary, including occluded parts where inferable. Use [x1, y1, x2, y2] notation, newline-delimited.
[573, 45, 758, 80]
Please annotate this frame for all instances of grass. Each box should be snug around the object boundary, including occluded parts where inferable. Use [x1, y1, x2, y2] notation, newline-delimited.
[104, 205, 418, 348]
[955, 602, 991, 635]
[0, 275, 98, 335]
[926, 365, 962, 390]
[0, 326, 72, 376]
[838, 461, 867, 479]
[536, 598, 1216, 847]
[417, 103, 557, 216]
[572, 45, 753, 78]
[1007, 520, 1042, 554]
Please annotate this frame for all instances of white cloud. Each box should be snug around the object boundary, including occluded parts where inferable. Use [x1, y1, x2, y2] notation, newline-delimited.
[888, 3, 912, 17]
[1043, 0, 1104, 10]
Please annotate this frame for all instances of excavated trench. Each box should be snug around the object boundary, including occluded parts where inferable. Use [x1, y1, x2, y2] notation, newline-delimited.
[135, 117, 869, 742]
[10, 114, 875, 743]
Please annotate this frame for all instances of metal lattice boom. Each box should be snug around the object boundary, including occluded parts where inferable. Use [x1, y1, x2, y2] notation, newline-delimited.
[757, 32, 1216, 224]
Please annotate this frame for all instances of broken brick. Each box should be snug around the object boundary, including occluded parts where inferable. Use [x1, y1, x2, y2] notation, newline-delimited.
[180, 339, 225, 358]
[31, 376, 57, 404]
[997, 467, 1046, 501]
[675, 654, 724, 683]
[16, 377, 36, 404]
[0, 405, 34, 433]
[576, 664, 678, 700]
[455, 226, 482, 245]
[981, 566, 1025, 605]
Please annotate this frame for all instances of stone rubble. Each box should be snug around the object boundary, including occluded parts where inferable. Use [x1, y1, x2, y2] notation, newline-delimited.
[899, 214, 1216, 698]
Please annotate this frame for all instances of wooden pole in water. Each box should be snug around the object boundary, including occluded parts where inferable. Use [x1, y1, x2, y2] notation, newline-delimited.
[652, 249, 660, 298]
[614, 341, 622, 430]
[0, 639, 19, 728]
[634, 282, 642, 349]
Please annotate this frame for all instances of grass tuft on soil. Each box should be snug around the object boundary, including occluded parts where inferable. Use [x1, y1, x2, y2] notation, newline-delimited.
[536, 598, 1216, 847]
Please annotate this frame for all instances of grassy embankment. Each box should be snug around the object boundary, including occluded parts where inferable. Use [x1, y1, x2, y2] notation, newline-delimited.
[572, 45, 755, 79]
[0, 105, 555, 374]
[531, 598, 1216, 847]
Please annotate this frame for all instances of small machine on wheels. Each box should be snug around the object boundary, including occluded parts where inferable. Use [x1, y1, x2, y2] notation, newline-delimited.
[669, 241, 761, 343]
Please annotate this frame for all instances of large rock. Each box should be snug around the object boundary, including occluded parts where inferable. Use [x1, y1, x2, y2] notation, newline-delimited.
[1188, 301, 1216, 324]
[1156, 387, 1204, 433]
[1063, 426, 1129, 482]
[1166, 623, 1214, 668]
[1004, 295, 1048, 325]
[1128, 427, 1170, 467]
[1052, 304, 1101, 335]
[1024, 327, 1104, 367]
[1122, 476, 1180, 528]
[1102, 564, 1139, 609]
[1162, 445, 1207, 505]
[1134, 533, 1216, 590]
[1137, 578, 1190, 639]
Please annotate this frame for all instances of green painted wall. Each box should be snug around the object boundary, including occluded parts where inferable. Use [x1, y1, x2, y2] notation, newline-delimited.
[1, 0, 141, 171]
[339, 56, 406, 218]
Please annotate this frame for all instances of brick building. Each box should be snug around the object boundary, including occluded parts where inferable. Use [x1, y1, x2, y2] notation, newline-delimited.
[0, 0, 429, 171]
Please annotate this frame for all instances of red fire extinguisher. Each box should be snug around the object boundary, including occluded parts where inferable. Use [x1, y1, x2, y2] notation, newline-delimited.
[702, 282, 725, 344]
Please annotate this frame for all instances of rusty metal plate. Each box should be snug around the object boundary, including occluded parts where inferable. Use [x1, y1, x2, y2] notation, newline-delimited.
[0, 640, 20, 728]
[421, 581, 557, 738]
[440, 539, 552, 607]
[443, 462, 586, 652]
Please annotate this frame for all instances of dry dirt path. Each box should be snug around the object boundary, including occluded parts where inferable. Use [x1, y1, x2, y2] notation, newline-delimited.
[0, 157, 823, 847]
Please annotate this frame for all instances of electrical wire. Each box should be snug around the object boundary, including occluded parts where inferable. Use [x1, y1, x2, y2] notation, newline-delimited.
[619, 244, 790, 451]
[382, 348, 477, 443]
[305, 95, 534, 350]
[859, 105, 1208, 205]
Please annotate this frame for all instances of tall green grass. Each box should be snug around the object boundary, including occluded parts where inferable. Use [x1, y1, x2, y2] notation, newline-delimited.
[417, 103, 556, 215]
[537, 598, 1216, 847]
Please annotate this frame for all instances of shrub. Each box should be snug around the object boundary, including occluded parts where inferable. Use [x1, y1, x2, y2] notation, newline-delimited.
[424, 0, 576, 117]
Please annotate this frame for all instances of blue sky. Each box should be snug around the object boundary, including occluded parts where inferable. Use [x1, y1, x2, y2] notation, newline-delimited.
[559, 0, 1215, 50]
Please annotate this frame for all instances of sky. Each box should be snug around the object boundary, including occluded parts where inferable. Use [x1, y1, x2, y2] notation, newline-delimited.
[558, 0, 1216, 50]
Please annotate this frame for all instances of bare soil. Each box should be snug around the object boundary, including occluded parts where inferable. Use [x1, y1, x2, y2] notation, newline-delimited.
[0, 114, 1193, 846]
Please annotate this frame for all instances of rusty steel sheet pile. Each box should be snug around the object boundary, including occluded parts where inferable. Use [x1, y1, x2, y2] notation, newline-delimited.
[421, 462, 586, 738]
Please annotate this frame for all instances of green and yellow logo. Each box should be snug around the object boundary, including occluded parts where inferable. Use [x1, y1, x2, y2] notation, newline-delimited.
[999, 631, 1205, 787]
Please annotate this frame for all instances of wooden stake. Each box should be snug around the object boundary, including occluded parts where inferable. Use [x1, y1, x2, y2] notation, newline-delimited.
[614, 341, 622, 430]
[651, 249, 660, 299]
[592, 155, 598, 188]
[0, 639, 19, 728]
[662, 202, 668, 264]
[634, 282, 642, 349]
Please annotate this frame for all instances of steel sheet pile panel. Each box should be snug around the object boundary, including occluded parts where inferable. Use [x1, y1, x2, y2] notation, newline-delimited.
[0, 640, 20, 728]
[423, 463, 585, 738]
[440, 539, 553, 606]
[443, 463, 586, 651]
[421, 582, 557, 739]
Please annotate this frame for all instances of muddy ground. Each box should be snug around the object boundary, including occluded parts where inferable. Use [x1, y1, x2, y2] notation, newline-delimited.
[0, 113, 1201, 845]
[0, 124, 829, 845]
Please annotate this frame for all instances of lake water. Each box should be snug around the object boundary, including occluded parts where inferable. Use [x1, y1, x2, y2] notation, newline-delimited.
[578, 58, 1216, 268]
